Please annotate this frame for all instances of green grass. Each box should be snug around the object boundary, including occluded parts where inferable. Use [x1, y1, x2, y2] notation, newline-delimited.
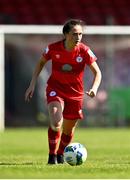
[0, 127, 130, 179]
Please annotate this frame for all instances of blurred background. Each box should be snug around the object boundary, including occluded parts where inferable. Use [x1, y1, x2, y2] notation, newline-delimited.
[1, 0, 130, 128]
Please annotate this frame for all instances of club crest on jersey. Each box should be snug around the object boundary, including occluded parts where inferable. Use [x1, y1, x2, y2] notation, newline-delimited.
[49, 91, 56, 97]
[76, 56, 83, 63]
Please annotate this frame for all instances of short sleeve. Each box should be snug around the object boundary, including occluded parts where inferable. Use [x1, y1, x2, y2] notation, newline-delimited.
[42, 46, 51, 61]
[85, 48, 97, 65]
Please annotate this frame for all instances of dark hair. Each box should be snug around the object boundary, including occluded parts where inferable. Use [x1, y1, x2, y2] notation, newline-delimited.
[62, 19, 85, 35]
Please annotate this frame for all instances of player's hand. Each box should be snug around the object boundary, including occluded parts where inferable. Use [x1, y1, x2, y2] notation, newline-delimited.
[25, 86, 35, 102]
[86, 89, 96, 98]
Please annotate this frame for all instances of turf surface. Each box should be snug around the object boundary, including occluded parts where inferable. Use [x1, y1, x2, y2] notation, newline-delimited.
[0, 128, 130, 179]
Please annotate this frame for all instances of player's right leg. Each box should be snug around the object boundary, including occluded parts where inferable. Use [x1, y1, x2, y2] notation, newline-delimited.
[47, 100, 64, 164]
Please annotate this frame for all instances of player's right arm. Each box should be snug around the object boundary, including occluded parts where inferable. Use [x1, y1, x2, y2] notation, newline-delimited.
[25, 56, 47, 102]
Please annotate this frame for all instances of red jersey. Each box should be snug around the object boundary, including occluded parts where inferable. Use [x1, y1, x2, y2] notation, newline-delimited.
[42, 40, 97, 101]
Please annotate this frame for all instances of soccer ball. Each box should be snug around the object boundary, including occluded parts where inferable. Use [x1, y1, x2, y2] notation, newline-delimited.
[64, 142, 87, 166]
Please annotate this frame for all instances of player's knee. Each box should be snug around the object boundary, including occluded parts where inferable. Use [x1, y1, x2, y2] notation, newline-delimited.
[50, 120, 62, 132]
[51, 124, 61, 132]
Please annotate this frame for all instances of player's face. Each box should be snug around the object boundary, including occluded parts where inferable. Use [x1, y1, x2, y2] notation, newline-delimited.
[66, 25, 83, 46]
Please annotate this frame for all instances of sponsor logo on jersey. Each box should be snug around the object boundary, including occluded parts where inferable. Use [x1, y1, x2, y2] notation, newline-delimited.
[49, 91, 56, 96]
[62, 64, 72, 72]
[76, 56, 83, 63]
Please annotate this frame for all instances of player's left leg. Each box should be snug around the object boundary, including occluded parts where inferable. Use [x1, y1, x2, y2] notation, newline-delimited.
[57, 119, 78, 163]
[57, 99, 83, 163]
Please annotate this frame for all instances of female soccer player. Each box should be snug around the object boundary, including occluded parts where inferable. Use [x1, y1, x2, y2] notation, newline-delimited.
[25, 19, 102, 164]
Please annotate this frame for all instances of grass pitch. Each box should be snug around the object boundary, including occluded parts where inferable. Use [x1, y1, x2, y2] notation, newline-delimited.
[0, 127, 130, 179]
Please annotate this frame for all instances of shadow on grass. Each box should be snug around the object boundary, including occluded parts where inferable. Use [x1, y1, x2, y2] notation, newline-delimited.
[0, 161, 34, 165]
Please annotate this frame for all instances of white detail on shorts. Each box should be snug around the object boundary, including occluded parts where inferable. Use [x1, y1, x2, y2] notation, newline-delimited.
[49, 91, 56, 96]
[79, 109, 82, 114]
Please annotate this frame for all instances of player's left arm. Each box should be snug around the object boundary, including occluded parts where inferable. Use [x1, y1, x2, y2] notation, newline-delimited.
[86, 61, 102, 98]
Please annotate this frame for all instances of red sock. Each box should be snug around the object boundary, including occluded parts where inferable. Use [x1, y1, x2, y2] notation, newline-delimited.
[48, 127, 60, 155]
[57, 133, 73, 155]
